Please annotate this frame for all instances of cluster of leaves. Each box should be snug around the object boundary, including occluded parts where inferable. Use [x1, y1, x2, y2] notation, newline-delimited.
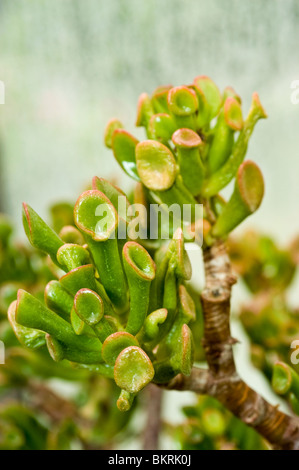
[228, 231, 299, 415]
[106, 76, 266, 241]
[7, 76, 267, 420]
[0, 210, 136, 449]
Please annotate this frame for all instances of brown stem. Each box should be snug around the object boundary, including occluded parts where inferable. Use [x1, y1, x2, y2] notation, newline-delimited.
[162, 240, 299, 450]
[142, 384, 163, 450]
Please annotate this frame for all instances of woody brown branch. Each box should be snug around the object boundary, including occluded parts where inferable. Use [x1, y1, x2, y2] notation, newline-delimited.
[164, 240, 299, 450]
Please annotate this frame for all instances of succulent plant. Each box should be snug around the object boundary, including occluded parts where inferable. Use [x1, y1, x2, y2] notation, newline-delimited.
[9, 76, 266, 408]
[8, 75, 299, 450]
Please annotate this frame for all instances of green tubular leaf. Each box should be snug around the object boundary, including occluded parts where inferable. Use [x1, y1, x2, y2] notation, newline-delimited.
[112, 129, 140, 181]
[172, 128, 204, 195]
[272, 362, 292, 395]
[117, 389, 136, 412]
[147, 177, 200, 241]
[150, 245, 171, 311]
[136, 92, 154, 129]
[46, 334, 102, 364]
[74, 190, 128, 312]
[184, 285, 204, 361]
[44, 280, 74, 321]
[210, 194, 226, 217]
[167, 86, 198, 129]
[123, 241, 156, 335]
[272, 362, 299, 399]
[189, 84, 210, 130]
[92, 176, 130, 225]
[59, 263, 115, 316]
[50, 202, 74, 233]
[169, 228, 192, 280]
[207, 122, 234, 175]
[207, 98, 243, 175]
[70, 307, 95, 337]
[104, 315, 123, 332]
[8, 301, 46, 349]
[104, 118, 124, 148]
[114, 346, 154, 393]
[15, 290, 103, 360]
[143, 308, 168, 341]
[155, 234, 192, 343]
[57, 244, 91, 272]
[148, 113, 176, 142]
[59, 264, 98, 295]
[74, 190, 118, 242]
[151, 229, 191, 314]
[74, 288, 115, 342]
[22, 203, 64, 266]
[74, 288, 104, 325]
[212, 161, 264, 238]
[164, 288, 195, 361]
[162, 264, 178, 329]
[151, 85, 173, 114]
[222, 86, 242, 104]
[88, 238, 128, 313]
[202, 92, 267, 197]
[153, 325, 194, 381]
[94, 280, 116, 316]
[177, 324, 194, 376]
[59, 226, 85, 245]
[224, 97, 243, 131]
[178, 284, 196, 323]
[149, 175, 197, 208]
[92, 177, 130, 244]
[135, 140, 177, 191]
[193, 75, 222, 123]
[127, 182, 149, 241]
[102, 332, 139, 365]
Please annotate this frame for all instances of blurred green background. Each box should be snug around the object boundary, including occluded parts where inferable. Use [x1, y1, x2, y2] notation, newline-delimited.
[1, 0, 299, 241]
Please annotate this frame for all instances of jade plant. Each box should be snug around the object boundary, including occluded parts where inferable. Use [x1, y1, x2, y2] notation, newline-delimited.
[7, 75, 299, 450]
